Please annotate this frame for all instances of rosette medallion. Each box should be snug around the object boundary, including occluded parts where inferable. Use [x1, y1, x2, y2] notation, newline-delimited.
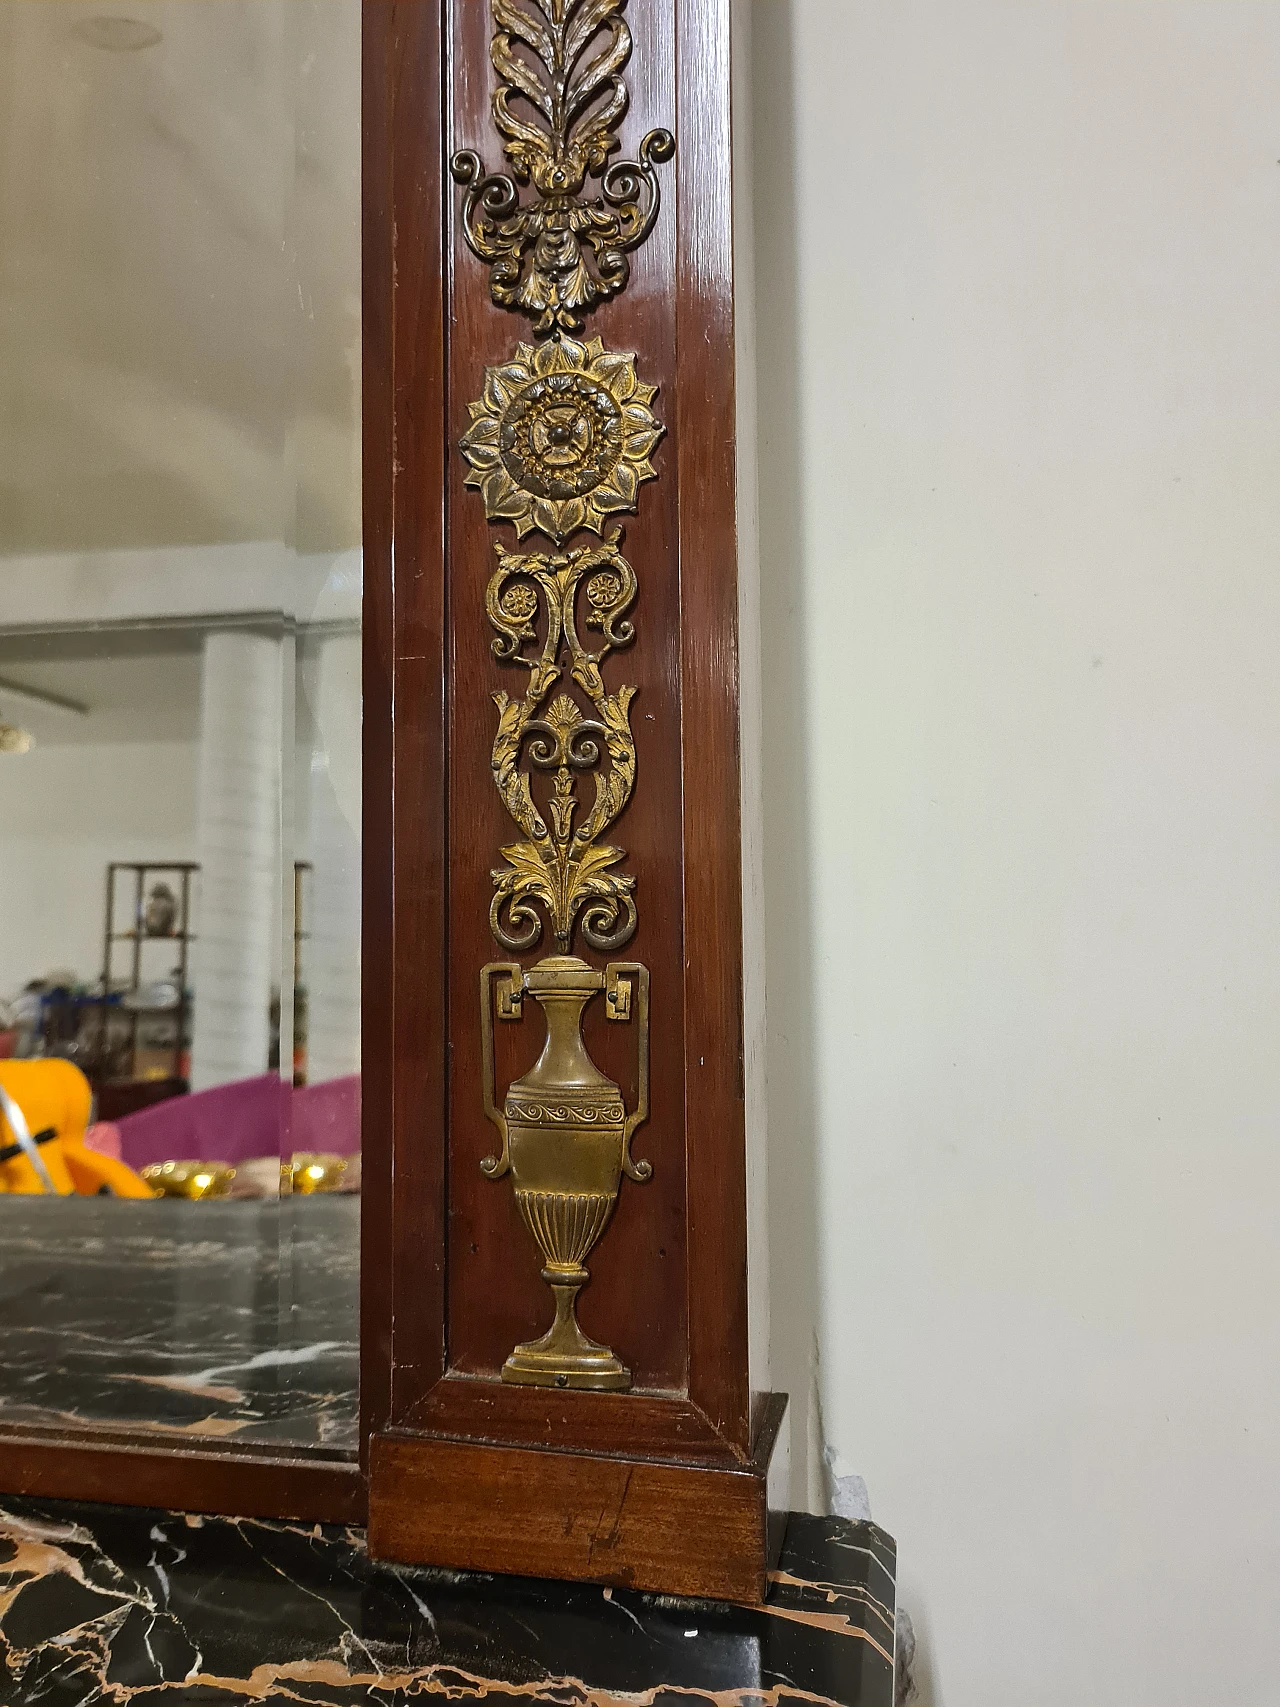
[460, 336, 663, 544]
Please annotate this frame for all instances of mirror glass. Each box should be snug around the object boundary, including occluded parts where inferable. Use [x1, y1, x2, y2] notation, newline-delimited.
[0, 0, 361, 1453]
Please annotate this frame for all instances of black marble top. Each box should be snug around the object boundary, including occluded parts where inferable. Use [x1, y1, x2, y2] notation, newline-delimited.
[0, 1495, 897, 1705]
[0, 1196, 358, 1452]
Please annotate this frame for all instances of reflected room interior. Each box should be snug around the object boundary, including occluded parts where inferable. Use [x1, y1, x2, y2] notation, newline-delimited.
[0, 0, 361, 1453]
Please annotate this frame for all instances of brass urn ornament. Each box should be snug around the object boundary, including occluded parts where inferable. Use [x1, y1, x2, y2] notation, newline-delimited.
[481, 957, 649, 1388]
[455, 0, 671, 1394]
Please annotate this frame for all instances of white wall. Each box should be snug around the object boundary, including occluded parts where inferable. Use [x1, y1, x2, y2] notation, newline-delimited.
[0, 740, 197, 998]
[753, 4, 1280, 1704]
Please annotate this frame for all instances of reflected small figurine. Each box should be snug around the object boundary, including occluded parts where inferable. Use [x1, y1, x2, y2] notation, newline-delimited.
[142, 882, 178, 937]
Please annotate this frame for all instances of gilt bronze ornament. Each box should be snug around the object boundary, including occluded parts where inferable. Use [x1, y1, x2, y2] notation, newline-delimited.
[486, 528, 638, 953]
[478, 530, 652, 1390]
[450, 0, 674, 336]
[454, 0, 673, 1396]
[461, 335, 663, 543]
[481, 956, 650, 1389]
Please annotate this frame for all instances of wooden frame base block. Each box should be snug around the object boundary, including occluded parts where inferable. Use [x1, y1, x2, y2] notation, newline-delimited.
[0, 1432, 364, 1527]
[369, 1394, 788, 1604]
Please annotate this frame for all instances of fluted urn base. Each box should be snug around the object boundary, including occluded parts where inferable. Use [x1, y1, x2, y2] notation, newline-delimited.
[502, 1274, 630, 1391]
[503, 1183, 628, 1389]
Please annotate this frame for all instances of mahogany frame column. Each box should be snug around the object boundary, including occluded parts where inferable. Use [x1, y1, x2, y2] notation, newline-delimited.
[362, 0, 784, 1603]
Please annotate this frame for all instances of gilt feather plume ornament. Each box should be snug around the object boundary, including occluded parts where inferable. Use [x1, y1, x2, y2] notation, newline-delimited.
[451, 0, 674, 336]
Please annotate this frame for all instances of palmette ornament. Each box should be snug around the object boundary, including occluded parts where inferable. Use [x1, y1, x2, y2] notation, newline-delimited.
[450, 0, 674, 336]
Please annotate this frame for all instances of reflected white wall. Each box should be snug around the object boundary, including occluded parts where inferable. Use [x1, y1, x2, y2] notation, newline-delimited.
[0, 738, 196, 998]
[301, 631, 360, 1083]
[190, 629, 282, 1091]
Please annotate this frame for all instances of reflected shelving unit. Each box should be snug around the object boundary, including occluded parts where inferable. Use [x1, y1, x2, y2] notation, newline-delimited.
[95, 861, 197, 1119]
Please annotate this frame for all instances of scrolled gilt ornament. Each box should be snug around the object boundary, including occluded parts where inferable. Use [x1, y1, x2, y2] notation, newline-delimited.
[486, 528, 639, 955]
[450, 0, 674, 336]
[461, 334, 663, 543]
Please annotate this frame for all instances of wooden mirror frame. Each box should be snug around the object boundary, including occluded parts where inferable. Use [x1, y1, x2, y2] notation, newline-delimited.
[0, 0, 781, 1602]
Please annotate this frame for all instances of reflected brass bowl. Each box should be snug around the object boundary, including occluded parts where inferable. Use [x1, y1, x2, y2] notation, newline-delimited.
[283, 1152, 347, 1195]
[141, 1160, 236, 1200]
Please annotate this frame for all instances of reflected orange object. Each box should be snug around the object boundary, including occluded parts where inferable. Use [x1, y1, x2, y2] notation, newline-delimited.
[0, 1060, 154, 1198]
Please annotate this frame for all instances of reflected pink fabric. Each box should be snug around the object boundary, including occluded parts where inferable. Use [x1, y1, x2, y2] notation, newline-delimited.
[84, 1122, 123, 1160]
[114, 1074, 360, 1169]
[293, 1074, 361, 1156]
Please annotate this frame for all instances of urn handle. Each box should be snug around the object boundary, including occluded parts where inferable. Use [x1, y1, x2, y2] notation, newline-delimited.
[605, 962, 652, 1183]
[480, 962, 524, 1179]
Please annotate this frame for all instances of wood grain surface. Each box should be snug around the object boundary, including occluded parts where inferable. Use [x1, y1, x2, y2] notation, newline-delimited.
[369, 1395, 787, 1603]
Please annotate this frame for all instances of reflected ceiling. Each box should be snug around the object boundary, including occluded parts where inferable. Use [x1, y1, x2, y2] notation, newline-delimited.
[0, 0, 360, 555]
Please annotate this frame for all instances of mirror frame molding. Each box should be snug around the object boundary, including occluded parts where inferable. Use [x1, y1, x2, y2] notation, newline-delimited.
[0, 6, 778, 1604]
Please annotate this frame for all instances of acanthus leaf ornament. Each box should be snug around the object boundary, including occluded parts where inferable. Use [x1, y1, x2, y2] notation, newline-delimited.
[450, 0, 674, 336]
[461, 334, 663, 544]
[486, 528, 639, 955]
